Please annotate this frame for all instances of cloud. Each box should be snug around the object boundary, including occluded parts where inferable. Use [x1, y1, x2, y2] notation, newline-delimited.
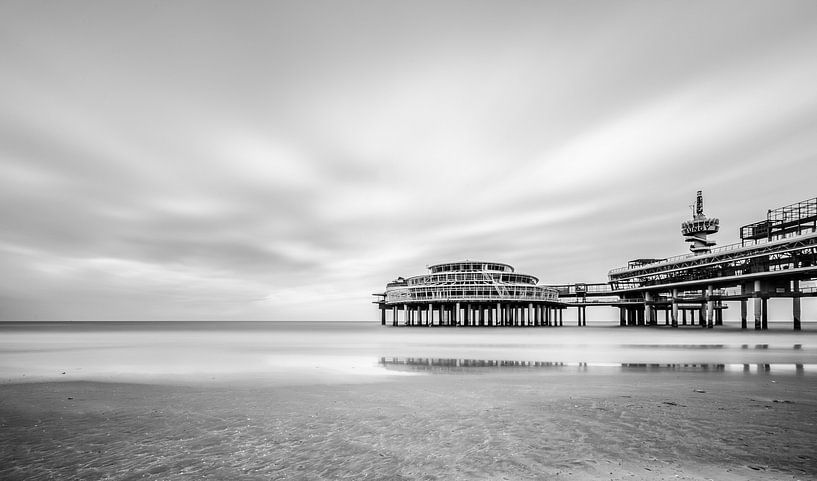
[1, 0, 816, 320]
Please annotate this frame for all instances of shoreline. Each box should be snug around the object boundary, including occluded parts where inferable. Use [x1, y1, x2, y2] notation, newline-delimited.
[2, 371, 816, 480]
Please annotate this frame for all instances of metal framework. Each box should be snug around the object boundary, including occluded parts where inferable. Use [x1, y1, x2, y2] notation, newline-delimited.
[740, 195, 817, 241]
[608, 231, 817, 290]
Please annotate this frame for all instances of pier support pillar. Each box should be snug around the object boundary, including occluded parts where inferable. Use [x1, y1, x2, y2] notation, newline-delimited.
[740, 299, 747, 329]
[671, 289, 679, 327]
[496, 302, 501, 327]
[793, 280, 802, 331]
[699, 303, 707, 328]
[428, 303, 433, 327]
[454, 302, 460, 326]
[753, 280, 762, 330]
[529, 303, 534, 328]
[619, 307, 625, 326]
[706, 285, 714, 329]
[381, 306, 386, 326]
[761, 297, 768, 330]
[715, 301, 723, 326]
[559, 308, 563, 326]
[644, 292, 652, 326]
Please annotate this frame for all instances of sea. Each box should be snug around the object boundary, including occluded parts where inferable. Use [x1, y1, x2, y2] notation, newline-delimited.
[3, 320, 817, 480]
[2, 320, 816, 385]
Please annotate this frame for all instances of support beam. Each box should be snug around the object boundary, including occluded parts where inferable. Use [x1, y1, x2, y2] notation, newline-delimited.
[671, 289, 679, 328]
[706, 285, 714, 328]
[644, 292, 651, 326]
[740, 299, 747, 330]
[761, 297, 768, 330]
[794, 280, 802, 331]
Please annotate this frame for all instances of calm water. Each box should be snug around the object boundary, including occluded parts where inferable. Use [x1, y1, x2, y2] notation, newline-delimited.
[2, 321, 816, 385]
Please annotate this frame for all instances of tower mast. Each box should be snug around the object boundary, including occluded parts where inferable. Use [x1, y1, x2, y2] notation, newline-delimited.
[681, 190, 719, 254]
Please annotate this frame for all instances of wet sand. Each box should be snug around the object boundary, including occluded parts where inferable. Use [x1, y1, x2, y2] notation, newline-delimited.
[2, 369, 816, 480]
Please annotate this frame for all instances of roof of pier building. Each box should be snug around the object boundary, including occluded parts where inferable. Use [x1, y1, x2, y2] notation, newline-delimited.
[429, 261, 514, 274]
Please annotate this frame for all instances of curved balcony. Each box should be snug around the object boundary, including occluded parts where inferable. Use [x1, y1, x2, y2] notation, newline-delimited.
[385, 285, 558, 304]
[404, 272, 538, 286]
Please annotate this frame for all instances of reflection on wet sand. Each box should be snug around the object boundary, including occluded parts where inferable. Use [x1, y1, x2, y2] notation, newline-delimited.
[378, 356, 812, 375]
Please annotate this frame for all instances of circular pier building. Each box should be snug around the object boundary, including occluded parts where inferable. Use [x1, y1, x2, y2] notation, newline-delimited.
[374, 261, 563, 327]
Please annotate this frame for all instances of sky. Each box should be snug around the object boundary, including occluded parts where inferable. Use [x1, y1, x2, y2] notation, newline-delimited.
[1, 0, 817, 321]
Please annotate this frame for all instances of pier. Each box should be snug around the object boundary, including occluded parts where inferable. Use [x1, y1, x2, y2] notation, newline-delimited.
[376, 193, 817, 329]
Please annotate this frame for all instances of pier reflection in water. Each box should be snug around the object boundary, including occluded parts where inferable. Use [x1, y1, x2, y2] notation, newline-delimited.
[378, 357, 812, 375]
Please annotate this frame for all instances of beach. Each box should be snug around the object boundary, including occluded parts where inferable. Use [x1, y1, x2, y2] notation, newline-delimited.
[1, 322, 816, 480]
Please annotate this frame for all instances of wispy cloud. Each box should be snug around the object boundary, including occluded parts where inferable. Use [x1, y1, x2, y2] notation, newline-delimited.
[1, 0, 816, 320]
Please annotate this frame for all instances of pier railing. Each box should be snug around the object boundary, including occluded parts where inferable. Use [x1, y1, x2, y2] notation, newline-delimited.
[545, 283, 615, 296]
[607, 231, 817, 286]
[608, 237, 773, 275]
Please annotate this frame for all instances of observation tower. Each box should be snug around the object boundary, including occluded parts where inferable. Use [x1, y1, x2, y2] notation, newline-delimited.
[374, 261, 562, 327]
[681, 190, 719, 255]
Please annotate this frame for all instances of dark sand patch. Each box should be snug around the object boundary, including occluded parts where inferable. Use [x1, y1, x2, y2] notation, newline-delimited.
[1, 370, 816, 480]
